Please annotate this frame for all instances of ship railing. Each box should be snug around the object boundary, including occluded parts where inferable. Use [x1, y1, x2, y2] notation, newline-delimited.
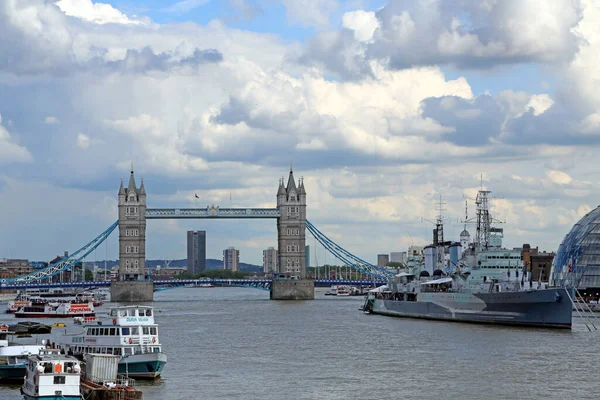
[83, 372, 136, 388]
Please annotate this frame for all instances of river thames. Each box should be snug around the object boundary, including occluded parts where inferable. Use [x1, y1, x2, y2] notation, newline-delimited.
[1, 287, 598, 399]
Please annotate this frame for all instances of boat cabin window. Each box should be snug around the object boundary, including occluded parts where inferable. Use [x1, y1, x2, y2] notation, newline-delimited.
[143, 327, 149, 335]
[110, 328, 116, 336]
[150, 327, 157, 335]
[145, 309, 152, 316]
[54, 376, 66, 384]
[44, 363, 52, 373]
[130, 327, 139, 335]
[64, 362, 76, 373]
[110, 309, 118, 317]
[128, 309, 136, 316]
[121, 327, 130, 335]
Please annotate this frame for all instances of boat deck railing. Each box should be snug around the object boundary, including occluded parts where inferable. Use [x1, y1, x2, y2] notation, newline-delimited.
[83, 372, 136, 388]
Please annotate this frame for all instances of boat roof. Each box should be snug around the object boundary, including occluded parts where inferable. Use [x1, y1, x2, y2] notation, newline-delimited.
[420, 277, 453, 285]
[369, 285, 389, 293]
[30, 354, 79, 362]
[111, 305, 153, 310]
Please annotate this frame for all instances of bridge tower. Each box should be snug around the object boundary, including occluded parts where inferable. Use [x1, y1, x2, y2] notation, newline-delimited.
[277, 166, 306, 278]
[111, 165, 153, 302]
[272, 166, 313, 300]
[118, 167, 147, 280]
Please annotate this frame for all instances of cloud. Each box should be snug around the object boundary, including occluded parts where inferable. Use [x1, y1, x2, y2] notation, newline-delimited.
[103, 47, 223, 73]
[56, 0, 144, 25]
[342, 10, 379, 42]
[44, 116, 60, 125]
[76, 132, 103, 149]
[227, 0, 264, 21]
[164, 0, 210, 14]
[282, 0, 339, 28]
[104, 115, 209, 173]
[3, 0, 600, 265]
[299, 0, 583, 78]
[0, 114, 34, 164]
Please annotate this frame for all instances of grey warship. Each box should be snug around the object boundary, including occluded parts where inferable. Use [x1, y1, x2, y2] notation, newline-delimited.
[363, 188, 574, 329]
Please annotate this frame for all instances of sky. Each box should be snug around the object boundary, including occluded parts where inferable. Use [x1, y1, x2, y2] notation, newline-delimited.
[1, 0, 600, 266]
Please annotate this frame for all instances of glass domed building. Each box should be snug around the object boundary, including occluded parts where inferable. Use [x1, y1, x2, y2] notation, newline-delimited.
[551, 206, 600, 294]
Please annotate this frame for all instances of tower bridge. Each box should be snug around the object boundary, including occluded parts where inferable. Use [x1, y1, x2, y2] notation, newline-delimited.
[1, 166, 394, 300]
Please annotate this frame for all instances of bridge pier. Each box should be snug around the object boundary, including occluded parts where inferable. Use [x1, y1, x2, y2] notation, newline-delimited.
[270, 279, 314, 300]
[110, 281, 153, 302]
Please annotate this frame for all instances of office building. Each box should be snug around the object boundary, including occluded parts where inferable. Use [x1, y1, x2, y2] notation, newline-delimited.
[223, 247, 240, 271]
[187, 231, 206, 274]
[390, 252, 407, 264]
[377, 254, 389, 268]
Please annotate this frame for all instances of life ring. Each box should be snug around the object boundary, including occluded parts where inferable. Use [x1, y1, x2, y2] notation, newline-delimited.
[112, 319, 117, 325]
[128, 338, 132, 344]
[152, 337, 156, 343]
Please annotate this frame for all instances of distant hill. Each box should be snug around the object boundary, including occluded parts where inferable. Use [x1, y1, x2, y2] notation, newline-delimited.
[83, 259, 262, 273]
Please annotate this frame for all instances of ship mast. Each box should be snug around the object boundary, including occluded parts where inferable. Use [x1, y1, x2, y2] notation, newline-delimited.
[463, 177, 504, 250]
[422, 194, 447, 268]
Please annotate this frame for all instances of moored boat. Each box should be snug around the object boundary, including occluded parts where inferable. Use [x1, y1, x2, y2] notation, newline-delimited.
[362, 186, 574, 329]
[15, 303, 95, 319]
[60, 305, 166, 379]
[0, 324, 45, 383]
[21, 350, 82, 400]
[7, 321, 52, 335]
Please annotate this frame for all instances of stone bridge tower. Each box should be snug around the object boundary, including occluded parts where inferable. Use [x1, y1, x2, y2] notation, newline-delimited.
[117, 166, 147, 281]
[276, 167, 307, 278]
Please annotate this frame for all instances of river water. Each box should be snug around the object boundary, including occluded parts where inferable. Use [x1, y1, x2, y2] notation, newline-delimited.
[1, 287, 599, 399]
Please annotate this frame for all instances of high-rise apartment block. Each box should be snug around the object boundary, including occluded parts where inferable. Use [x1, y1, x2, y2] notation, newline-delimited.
[223, 247, 240, 271]
[263, 247, 278, 273]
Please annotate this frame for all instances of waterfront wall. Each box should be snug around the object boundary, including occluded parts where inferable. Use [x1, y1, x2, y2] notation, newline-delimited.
[110, 281, 153, 302]
[270, 280, 314, 300]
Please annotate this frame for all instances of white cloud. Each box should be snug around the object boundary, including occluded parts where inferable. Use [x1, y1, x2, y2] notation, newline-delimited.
[44, 116, 60, 125]
[301, 0, 583, 77]
[105, 115, 209, 173]
[0, 114, 33, 164]
[56, 0, 144, 25]
[342, 10, 379, 42]
[282, 0, 339, 28]
[76, 132, 103, 149]
[547, 170, 573, 185]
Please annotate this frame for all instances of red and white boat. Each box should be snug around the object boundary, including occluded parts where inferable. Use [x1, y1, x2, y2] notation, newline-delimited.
[14, 302, 95, 318]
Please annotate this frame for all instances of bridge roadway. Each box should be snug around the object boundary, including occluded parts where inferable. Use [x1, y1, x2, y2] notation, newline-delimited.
[0, 279, 386, 291]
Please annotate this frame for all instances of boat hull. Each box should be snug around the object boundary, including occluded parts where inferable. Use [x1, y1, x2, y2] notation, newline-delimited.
[22, 394, 81, 400]
[118, 352, 167, 379]
[14, 313, 95, 319]
[0, 364, 26, 383]
[369, 288, 573, 329]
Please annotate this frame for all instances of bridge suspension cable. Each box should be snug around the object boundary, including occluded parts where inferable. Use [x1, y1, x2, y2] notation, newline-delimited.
[305, 220, 394, 280]
[6, 221, 119, 284]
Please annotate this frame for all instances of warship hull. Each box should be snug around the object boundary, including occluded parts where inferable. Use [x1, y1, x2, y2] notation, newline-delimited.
[367, 287, 573, 329]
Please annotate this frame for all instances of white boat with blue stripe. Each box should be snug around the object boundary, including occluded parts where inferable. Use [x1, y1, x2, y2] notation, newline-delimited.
[60, 306, 166, 379]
